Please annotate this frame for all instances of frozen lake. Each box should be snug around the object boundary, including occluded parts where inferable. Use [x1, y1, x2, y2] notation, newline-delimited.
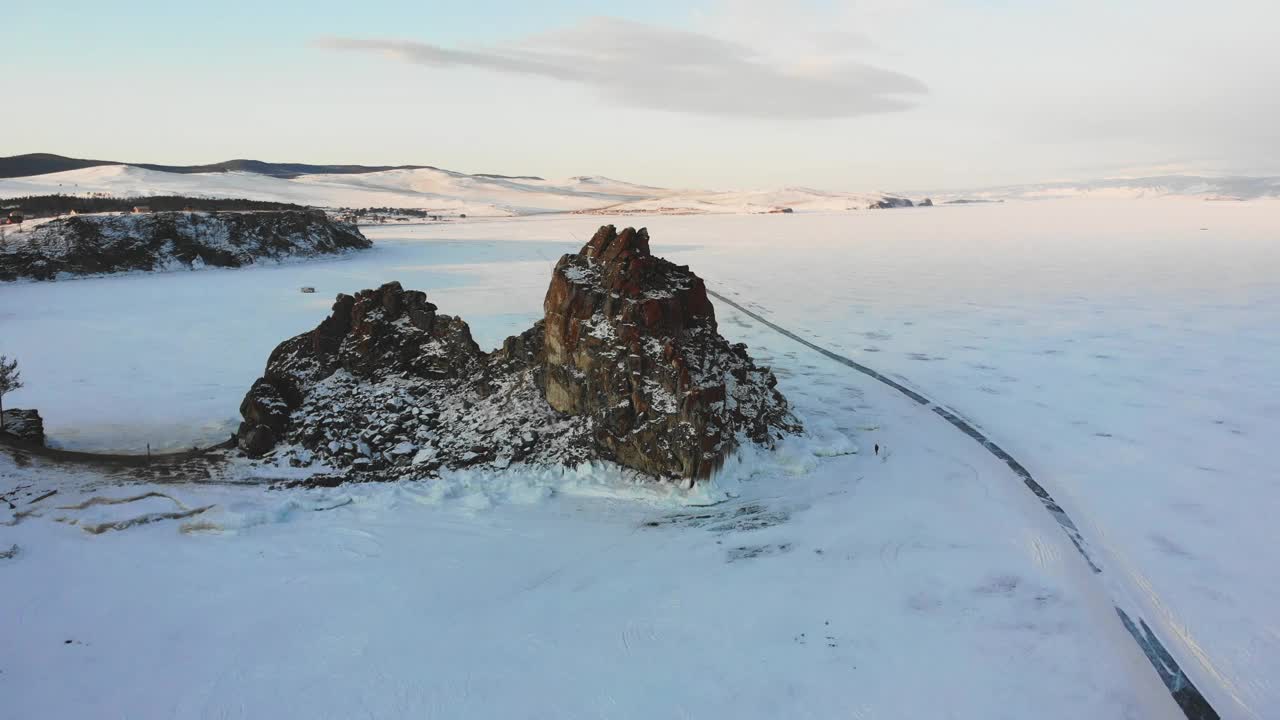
[2, 197, 1278, 717]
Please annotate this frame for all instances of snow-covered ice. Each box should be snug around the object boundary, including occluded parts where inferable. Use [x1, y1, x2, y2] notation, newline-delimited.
[1, 321, 1180, 718]
[2, 196, 1277, 718]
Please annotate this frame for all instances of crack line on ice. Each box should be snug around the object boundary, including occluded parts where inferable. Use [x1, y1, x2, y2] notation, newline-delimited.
[707, 288, 1221, 720]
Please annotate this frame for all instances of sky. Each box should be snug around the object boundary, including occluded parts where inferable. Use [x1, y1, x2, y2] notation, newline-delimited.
[5, 0, 1278, 191]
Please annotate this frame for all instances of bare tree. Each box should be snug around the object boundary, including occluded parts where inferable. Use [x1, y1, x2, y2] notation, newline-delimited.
[0, 356, 22, 432]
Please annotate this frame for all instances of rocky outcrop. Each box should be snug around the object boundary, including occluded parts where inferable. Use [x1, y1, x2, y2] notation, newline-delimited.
[542, 225, 793, 478]
[235, 281, 594, 478]
[235, 226, 798, 483]
[0, 210, 369, 281]
[868, 197, 915, 209]
[1, 409, 45, 445]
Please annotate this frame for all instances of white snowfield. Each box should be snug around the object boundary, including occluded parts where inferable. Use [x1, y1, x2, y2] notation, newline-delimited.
[2, 195, 1277, 719]
[948, 174, 1280, 202]
[1, 309, 1182, 720]
[583, 186, 889, 215]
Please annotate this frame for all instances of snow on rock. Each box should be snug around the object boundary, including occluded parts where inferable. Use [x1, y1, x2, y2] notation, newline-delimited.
[0, 408, 45, 445]
[235, 226, 798, 482]
[868, 196, 917, 209]
[0, 210, 370, 281]
[542, 225, 798, 478]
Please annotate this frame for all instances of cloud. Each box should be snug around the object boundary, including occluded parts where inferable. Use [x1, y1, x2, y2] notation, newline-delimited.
[314, 17, 926, 119]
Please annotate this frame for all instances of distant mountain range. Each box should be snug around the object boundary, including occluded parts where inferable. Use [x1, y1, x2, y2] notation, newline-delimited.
[0, 153, 544, 181]
[0, 158, 680, 217]
[1, 153, 1275, 216]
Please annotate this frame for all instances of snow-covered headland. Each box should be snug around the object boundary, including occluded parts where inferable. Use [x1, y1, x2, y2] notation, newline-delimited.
[0, 210, 369, 281]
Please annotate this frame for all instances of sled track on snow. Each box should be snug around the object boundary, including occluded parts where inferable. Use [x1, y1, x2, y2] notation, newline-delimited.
[0, 436, 239, 485]
[708, 289, 1220, 720]
[0, 436, 235, 467]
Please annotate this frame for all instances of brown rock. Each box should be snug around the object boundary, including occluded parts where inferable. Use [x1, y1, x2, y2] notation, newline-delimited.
[540, 225, 795, 479]
[237, 423, 276, 457]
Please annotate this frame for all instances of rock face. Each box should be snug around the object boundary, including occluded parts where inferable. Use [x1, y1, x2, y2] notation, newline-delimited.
[1, 409, 45, 445]
[0, 210, 369, 281]
[542, 225, 792, 478]
[236, 281, 596, 478]
[868, 197, 915, 209]
[235, 226, 797, 482]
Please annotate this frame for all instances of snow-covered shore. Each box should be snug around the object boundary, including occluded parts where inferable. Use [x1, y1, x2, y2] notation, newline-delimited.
[0, 210, 369, 281]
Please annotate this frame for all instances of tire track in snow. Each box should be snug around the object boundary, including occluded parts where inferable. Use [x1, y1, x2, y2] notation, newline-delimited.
[708, 289, 1221, 720]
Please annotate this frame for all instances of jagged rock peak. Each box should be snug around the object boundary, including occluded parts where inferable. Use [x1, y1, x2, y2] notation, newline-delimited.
[583, 224, 650, 263]
[236, 281, 484, 457]
[541, 225, 795, 479]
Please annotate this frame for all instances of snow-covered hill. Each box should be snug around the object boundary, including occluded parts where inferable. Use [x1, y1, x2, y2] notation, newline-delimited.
[0, 165, 917, 216]
[0, 165, 672, 217]
[3, 161, 1276, 217]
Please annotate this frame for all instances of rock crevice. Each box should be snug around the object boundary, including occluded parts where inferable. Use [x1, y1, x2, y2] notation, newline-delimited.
[541, 225, 791, 478]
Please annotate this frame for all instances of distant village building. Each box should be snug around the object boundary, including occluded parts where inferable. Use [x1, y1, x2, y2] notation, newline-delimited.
[131, 206, 152, 214]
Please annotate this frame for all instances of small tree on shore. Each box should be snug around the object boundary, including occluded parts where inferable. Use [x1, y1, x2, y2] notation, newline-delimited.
[0, 356, 21, 432]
